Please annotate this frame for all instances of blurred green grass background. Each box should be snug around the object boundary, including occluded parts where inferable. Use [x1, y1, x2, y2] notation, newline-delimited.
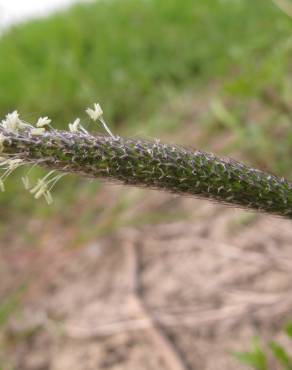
[0, 0, 292, 220]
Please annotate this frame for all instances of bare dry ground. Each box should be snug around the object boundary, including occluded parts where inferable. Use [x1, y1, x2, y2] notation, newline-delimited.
[1, 186, 292, 370]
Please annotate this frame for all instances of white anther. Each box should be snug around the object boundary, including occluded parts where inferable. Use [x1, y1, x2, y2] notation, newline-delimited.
[86, 103, 103, 121]
[29, 171, 65, 204]
[21, 176, 31, 190]
[44, 191, 53, 205]
[69, 118, 88, 134]
[31, 128, 46, 136]
[86, 102, 115, 138]
[1, 111, 25, 133]
[36, 116, 51, 128]
[69, 118, 81, 133]
[34, 184, 47, 199]
[8, 159, 23, 170]
[0, 134, 5, 153]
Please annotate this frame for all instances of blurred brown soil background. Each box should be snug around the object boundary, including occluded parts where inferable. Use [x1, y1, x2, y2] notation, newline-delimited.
[1, 186, 292, 370]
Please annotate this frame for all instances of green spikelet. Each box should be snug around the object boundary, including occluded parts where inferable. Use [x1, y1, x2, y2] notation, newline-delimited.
[1, 129, 292, 218]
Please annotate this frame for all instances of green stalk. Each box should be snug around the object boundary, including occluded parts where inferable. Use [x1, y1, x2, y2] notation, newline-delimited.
[1, 129, 292, 218]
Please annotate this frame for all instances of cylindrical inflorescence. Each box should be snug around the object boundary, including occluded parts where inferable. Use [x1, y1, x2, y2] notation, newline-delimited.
[1, 129, 292, 218]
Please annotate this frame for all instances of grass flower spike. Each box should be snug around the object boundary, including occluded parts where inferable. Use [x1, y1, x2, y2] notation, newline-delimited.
[0, 103, 292, 217]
